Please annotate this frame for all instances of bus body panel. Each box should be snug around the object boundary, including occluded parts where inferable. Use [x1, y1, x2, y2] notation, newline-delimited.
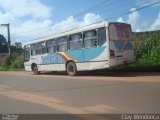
[39, 64, 66, 71]
[24, 46, 109, 72]
[27, 45, 109, 71]
[76, 60, 109, 71]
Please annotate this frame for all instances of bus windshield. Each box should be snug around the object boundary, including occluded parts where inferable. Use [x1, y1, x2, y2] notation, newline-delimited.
[109, 23, 132, 41]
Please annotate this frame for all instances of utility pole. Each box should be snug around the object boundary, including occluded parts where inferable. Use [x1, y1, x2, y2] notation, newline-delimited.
[0, 23, 11, 55]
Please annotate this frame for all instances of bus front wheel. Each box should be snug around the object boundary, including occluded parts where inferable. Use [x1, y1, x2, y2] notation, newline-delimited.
[33, 66, 39, 75]
[66, 62, 77, 76]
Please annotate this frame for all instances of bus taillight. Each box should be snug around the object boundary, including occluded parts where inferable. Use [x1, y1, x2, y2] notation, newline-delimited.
[110, 50, 115, 58]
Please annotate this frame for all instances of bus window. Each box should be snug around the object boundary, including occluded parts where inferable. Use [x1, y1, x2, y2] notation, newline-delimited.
[24, 46, 30, 61]
[109, 23, 132, 41]
[84, 30, 97, 48]
[36, 41, 46, 55]
[31, 44, 36, 56]
[37, 42, 41, 55]
[57, 37, 68, 52]
[41, 42, 46, 54]
[109, 24, 119, 40]
[46, 39, 56, 53]
[69, 33, 83, 50]
[98, 28, 106, 46]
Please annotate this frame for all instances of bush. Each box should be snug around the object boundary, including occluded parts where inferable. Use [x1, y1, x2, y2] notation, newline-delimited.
[0, 66, 9, 71]
[10, 55, 24, 70]
[0, 54, 24, 70]
[0, 46, 24, 71]
[135, 33, 160, 58]
[137, 45, 160, 64]
[131, 32, 160, 71]
[10, 46, 23, 55]
[1, 54, 17, 67]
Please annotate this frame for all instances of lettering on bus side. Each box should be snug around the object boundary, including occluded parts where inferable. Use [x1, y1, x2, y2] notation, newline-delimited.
[41, 55, 56, 64]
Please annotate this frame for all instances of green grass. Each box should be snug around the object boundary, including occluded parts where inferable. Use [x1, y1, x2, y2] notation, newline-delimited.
[0, 66, 9, 71]
[0, 54, 24, 71]
[112, 63, 160, 72]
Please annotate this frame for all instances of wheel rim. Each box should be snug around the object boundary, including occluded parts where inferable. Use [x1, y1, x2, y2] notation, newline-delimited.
[68, 64, 74, 73]
[67, 62, 77, 76]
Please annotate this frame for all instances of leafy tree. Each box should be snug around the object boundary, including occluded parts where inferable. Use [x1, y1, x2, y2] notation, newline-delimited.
[0, 35, 8, 53]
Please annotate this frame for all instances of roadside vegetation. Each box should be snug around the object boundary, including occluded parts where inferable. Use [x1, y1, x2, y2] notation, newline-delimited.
[0, 46, 24, 71]
[0, 30, 160, 72]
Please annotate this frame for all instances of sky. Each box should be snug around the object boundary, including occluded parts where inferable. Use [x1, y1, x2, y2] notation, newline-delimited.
[0, 0, 160, 44]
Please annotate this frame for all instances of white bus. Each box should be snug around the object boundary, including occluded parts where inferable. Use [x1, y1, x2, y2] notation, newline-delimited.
[24, 21, 135, 76]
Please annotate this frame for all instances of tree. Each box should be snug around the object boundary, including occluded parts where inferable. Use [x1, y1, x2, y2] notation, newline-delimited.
[0, 35, 8, 54]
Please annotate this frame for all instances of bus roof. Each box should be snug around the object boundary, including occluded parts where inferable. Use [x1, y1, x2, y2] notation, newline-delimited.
[24, 21, 110, 46]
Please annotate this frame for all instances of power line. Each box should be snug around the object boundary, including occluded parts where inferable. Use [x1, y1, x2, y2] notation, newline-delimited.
[11, 0, 134, 38]
[91, 0, 152, 18]
[73, 0, 113, 18]
[12, 0, 111, 35]
[107, 0, 160, 20]
[13, 0, 160, 41]
[12, 0, 150, 37]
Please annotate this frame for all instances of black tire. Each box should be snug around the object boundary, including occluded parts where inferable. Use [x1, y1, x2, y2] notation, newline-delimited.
[33, 66, 39, 75]
[66, 62, 77, 76]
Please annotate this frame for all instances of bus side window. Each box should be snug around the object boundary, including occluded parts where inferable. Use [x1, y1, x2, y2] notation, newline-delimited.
[98, 28, 106, 46]
[36, 42, 46, 55]
[84, 30, 97, 48]
[57, 37, 68, 52]
[31, 44, 36, 56]
[46, 39, 56, 53]
[69, 33, 83, 50]
[24, 46, 30, 61]
[37, 43, 41, 55]
[41, 41, 46, 54]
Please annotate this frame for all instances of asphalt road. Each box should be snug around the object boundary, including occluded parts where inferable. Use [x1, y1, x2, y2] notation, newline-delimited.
[0, 71, 160, 114]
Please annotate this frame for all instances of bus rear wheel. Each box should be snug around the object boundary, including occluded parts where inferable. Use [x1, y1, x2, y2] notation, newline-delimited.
[66, 62, 77, 76]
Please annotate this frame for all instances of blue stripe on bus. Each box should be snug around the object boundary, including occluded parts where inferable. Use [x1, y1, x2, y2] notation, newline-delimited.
[84, 46, 105, 61]
[68, 49, 84, 62]
[41, 46, 106, 64]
